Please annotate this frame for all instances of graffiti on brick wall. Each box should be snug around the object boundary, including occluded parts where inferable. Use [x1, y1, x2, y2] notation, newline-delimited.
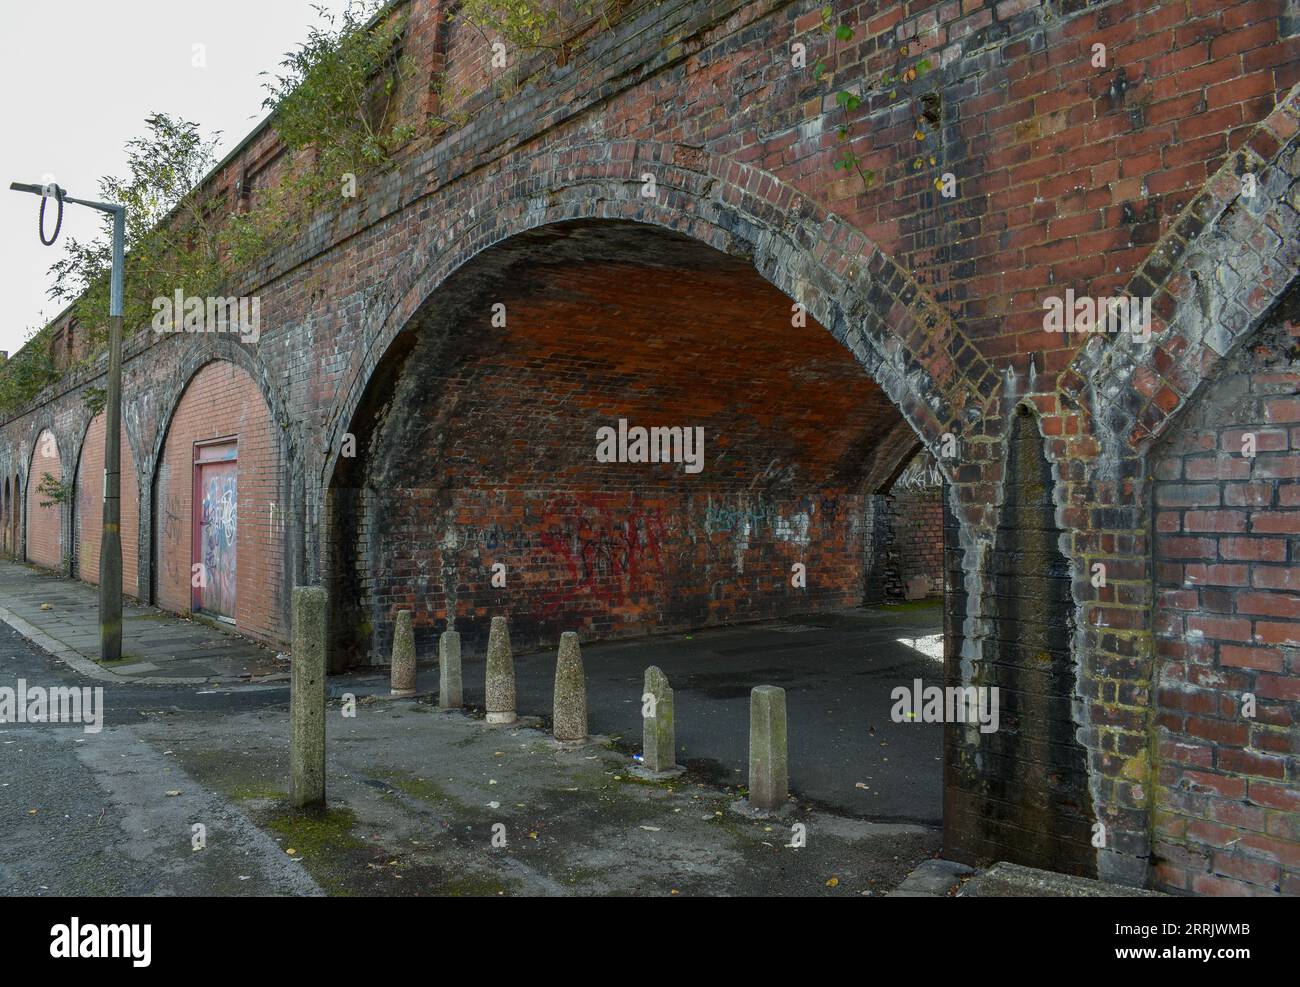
[892, 451, 944, 492]
[448, 521, 524, 552]
[535, 493, 667, 616]
[159, 489, 185, 585]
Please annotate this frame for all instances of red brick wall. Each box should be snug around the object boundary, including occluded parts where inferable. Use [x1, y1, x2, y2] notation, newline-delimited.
[154, 360, 285, 646]
[349, 242, 906, 657]
[891, 487, 945, 596]
[74, 413, 139, 596]
[25, 430, 62, 571]
[1152, 315, 1300, 896]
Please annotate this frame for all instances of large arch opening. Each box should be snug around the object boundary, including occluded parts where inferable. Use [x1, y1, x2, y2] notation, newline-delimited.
[329, 220, 950, 821]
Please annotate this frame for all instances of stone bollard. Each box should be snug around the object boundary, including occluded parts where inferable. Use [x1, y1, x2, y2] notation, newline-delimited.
[390, 610, 415, 696]
[439, 629, 462, 709]
[642, 666, 676, 773]
[290, 586, 327, 808]
[552, 632, 587, 743]
[484, 616, 516, 725]
[748, 685, 788, 811]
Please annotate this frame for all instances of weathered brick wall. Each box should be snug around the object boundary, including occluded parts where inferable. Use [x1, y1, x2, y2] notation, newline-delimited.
[154, 360, 285, 646]
[73, 413, 139, 596]
[890, 487, 945, 595]
[1151, 309, 1300, 896]
[25, 430, 62, 571]
[946, 404, 1096, 875]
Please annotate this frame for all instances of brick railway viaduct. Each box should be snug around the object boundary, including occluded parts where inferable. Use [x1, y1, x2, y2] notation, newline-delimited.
[2, 0, 1299, 894]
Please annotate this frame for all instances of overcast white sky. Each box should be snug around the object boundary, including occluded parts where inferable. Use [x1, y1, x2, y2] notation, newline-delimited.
[0, 0, 355, 356]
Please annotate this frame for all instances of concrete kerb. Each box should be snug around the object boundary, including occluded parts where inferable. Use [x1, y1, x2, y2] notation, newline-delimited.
[0, 601, 228, 686]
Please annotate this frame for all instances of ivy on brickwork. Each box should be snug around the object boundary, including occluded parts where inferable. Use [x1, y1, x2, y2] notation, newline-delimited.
[0, 2, 415, 418]
[813, 6, 935, 192]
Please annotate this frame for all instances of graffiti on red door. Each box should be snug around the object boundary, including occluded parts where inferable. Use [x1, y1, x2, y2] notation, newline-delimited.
[194, 445, 238, 619]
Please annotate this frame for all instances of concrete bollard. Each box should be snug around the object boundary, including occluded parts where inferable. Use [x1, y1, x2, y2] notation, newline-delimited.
[748, 685, 788, 811]
[390, 610, 416, 697]
[290, 586, 327, 808]
[642, 665, 676, 773]
[439, 629, 462, 709]
[484, 616, 516, 725]
[552, 632, 587, 743]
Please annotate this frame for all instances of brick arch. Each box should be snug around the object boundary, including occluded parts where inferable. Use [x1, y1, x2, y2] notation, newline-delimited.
[145, 338, 304, 603]
[318, 142, 999, 497]
[25, 426, 64, 572]
[145, 339, 295, 487]
[149, 352, 293, 645]
[1035, 86, 1300, 887]
[1062, 85, 1300, 458]
[70, 408, 141, 594]
[1, 475, 10, 555]
[10, 471, 21, 558]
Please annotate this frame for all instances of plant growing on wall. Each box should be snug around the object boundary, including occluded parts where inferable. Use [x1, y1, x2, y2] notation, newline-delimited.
[260, 0, 416, 207]
[452, 0, 620, 66]
[2, 2, 420, 417]
[36, 472, 70, 509]
[0, 327, 61, 419]
[45, 113, 226, 347]
[813, 6, 936, 192]
[82, 386, 107, 418]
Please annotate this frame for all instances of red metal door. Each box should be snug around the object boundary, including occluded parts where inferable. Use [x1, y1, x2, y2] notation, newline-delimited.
[193, 441, 238, 620]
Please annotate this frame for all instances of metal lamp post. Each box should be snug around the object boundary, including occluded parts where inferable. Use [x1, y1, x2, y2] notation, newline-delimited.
[10, 181, 125, 662]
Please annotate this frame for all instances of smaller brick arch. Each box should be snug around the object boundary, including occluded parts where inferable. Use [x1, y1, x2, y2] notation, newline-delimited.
[72, 410, 141, 595]
[150, 355, 291, 646]
[1063, 85, 1300, 457]
[143, 334, 303, 608]
[10, 473, 21, 558]
[1, 476, 10, 555]
[25, 428, 64, 572]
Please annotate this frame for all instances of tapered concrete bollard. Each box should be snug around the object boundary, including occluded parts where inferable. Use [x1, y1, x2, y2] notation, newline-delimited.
[390, 610, 415, 696]
[290, 586, 327, 808]
[748, 685, 788, 811]
[552, 632, 587, 743]
[642, 666, 676, 772]
[439, 630, 462, 709]
[484, 616, 516, 725]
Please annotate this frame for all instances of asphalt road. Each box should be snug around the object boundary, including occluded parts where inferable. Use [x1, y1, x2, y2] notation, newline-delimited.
[0, 625, 317, 896]
[502, 606, 945, 822]
[1, 603, 944, 897]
